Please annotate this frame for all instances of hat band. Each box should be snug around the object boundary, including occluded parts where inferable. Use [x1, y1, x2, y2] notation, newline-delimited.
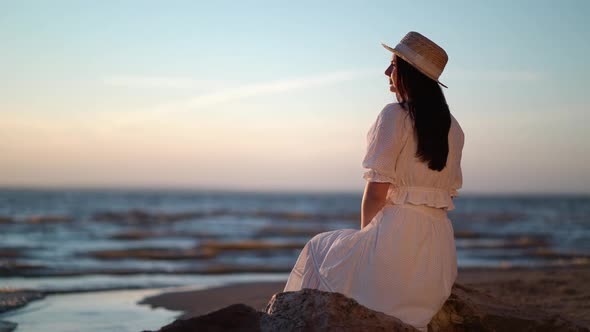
[394, 43, 443, 80]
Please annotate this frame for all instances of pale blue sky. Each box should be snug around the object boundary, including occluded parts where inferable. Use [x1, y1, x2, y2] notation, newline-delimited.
[1, 1, 589, 193]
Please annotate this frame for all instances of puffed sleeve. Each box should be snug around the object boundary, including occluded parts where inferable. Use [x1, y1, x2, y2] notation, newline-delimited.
[362, 104, 410, 184]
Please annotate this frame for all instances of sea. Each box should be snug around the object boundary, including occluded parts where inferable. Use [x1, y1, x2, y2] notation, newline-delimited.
[0, 189, 588, 331]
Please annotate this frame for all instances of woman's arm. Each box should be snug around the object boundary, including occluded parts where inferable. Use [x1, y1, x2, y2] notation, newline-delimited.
[360, 182, 390, 229]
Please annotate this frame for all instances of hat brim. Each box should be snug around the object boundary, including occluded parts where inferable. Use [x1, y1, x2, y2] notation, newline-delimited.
[381, 42, 448, 88]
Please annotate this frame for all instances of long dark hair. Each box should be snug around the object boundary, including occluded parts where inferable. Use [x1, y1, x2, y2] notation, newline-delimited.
[394, 55, 451, 171]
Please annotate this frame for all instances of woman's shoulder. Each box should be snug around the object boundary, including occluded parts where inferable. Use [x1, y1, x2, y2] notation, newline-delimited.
[381, 102, 405, 114]
[377, 102, 409, 122]
[370, 103, 412, 136]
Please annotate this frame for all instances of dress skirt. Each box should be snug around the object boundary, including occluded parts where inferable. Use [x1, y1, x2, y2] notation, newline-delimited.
[284, 202, 458, 332]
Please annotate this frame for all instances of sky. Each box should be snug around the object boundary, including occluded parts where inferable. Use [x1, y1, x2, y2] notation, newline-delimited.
[1, 0, 589, 194]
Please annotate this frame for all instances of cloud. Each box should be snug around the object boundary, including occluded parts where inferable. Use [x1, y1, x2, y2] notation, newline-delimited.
[96, 69, 374, 128]
[102, 76, 229, 90]
[148, 70, 372, 112]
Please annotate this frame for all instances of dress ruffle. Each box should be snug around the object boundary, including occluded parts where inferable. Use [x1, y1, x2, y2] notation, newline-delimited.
[390, 186, 456, 211]
[363, 169, 456, 211]
[362, 169, 397, 185]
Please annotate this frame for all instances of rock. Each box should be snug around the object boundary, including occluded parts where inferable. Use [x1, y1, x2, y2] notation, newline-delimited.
[109, 230, 221, 241]
[0, 249, 21, 259]
[88, 247, 217, 260]
[146, 284, 589, 332]
[110, 230, 161, 240]
[198, 240, 307, 252]
[0, 288, 45, 331]
[429, 283, 589, 332]
[0, 262, 46, 276]
[262, 288, 419, 331]
[0, 320, 17, 332]
[144, 304, 262, 332]
[145, 289, 418, 332]
[255, 225, 334, 237]
[92, 209, 222, 224]
[251, 210, 358, 223]
[25, 215, 72, 224]
[0, 289, 44, 314]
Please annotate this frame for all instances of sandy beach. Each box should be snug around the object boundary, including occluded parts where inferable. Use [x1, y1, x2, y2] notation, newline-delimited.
[141, 266, 590, 329]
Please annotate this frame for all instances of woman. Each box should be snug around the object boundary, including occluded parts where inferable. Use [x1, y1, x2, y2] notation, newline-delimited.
[284, 31, 464, 332]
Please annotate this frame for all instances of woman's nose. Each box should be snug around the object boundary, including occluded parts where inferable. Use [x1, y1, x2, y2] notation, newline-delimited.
[384, 64, 393, 77]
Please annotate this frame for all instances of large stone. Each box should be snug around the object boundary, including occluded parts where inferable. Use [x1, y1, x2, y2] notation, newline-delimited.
[263, 288, 419, 331]
[147, 304, 261, 332]
[146, 289, 419, 332]
[430, 283, 588, 332]
[146, 284, 589, 332]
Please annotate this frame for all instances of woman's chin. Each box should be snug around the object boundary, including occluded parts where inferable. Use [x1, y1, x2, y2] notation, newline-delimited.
[389, 85, 397, 93]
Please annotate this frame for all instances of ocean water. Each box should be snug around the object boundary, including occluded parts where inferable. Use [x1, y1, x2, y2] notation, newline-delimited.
[0, 189, 588, 331]
[1, 189, 589, 287]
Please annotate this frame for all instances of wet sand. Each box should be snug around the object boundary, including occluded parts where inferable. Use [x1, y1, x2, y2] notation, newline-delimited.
[141, 266, 590, 328]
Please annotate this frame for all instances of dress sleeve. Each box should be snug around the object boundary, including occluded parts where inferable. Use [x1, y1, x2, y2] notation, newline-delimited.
[362, 104, 410, 184]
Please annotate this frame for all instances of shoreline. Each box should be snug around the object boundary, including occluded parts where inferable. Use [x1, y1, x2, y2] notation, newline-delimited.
[0, 272, 290, 332]
[0, 288, 178, 332]
[140, 265, 590, 329]
[2, 265, 589, 331]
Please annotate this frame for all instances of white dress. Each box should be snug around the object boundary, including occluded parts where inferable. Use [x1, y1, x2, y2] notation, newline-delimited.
[284, 102, 465, 332]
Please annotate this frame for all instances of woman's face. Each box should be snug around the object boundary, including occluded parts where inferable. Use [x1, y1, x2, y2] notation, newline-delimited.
[384, 55, 401, 101]
[384, 56, 396, 93]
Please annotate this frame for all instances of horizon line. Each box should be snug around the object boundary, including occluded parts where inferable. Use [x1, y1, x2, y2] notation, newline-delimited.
[0, 185, 588, 197]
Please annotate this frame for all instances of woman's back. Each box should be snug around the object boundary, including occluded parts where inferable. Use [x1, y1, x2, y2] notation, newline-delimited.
[362, 102, 464, 211]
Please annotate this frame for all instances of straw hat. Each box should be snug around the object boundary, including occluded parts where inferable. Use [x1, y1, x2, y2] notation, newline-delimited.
[382, 31, 448, 88]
